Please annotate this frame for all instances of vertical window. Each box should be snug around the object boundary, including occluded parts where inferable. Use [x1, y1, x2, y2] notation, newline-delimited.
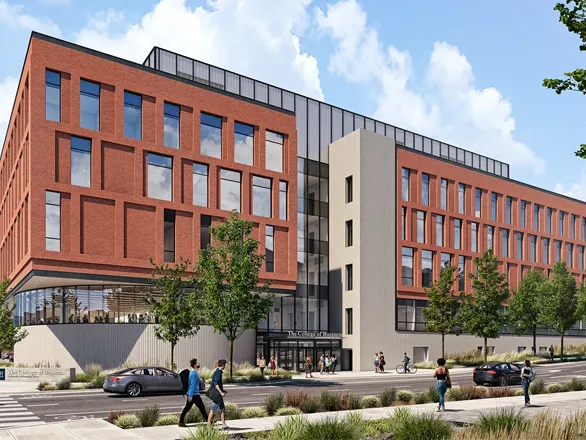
[163, 210, 175, 262]
[534, 205, 540, 231]
[252, 176, 271, 217]
[506, 197, 512, 225]
[458, 256, 465, 290]
[547, 208, 552, 234]
[70, 136, 91, 187]
[200, 113, 222, 158]
[200, 215, 211, 249]
[401, 207, 406, 240]
[436, 215, 444, 246]
[279, 182, 288, 220]
[579, 245, 584, 270]
[402, 168, 410, 202]
[345, 220, 353, 247]
[471, 222, 478, 252]
[555, 240, 561, 262]
[345, 264, 353, 291]
[543, 238, 549, 265]
[571, 215, 577, 239]
[147, 153, 172, 201]
[506, 263, 510, 283]
[266, 226, 274, 272]
[440, 178, 447, 210]
[417, 211, 425, 243]
[491, 193, 497, 221]
[422, 250, 433, 288]
[402, 247, 414, 286]
[458, 183, 465, 214]
[80, 79, 100, 130]
[559, 212, 565, 236]
[234, 122, 254, 165]
[475, 188, 482, 218]
[582, 218, 586, 241]
[45, 70, 61, 122]
[345, 308, 353, 335]
[45, 191, 61, 251]
[516, 232, 523, 259]
[520, 201, 526, 228]
[220, 169, 242, 212]
[345, 176, 353, 203]
[487, 226, 494, 250]
[502, 229, 509, 258]
[567, 243, 573, 268]
[530, 235, 536, 262]
[164, 103, 180, 149]
[124, 91, 142, 140]
[193, 163, 208, 207]
[266, 130, 284, 172]
[421, 173, 429, 206]
[454, 219, 462, 250]
[441, 252, 451, 269]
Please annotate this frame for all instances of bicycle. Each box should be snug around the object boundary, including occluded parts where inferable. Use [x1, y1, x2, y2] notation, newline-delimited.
[396, 363, 418, 374]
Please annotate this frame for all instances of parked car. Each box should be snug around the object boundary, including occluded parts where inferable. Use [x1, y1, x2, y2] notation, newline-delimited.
[103, 367, 184, 397]
[473, 362, 523, 386]
[1, 352, 13, 362]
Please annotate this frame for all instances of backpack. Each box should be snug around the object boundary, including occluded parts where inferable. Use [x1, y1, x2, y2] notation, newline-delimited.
[179, 369, 190, 392]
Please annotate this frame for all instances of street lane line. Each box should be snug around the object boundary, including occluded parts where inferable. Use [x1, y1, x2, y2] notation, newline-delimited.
[0, 416, 40, 421]
[0, 412, 35, 417]
[27, 403, 59, 407]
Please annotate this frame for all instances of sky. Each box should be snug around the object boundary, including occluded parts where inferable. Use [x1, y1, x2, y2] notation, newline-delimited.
[0, 0, 585, 199]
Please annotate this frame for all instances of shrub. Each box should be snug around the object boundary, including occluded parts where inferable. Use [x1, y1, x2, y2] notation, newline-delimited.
[299, 395, 321, 413]
[474, 407, 528, 434]
[564, 377, 586, 391]
[487, 387, 517, 398]
[318, 390, 342, 411]
[115, 414, 140, 430]
[347, 394, 362, 410]
[360, 396, 380, 408]
[414, 392, 432, 404]
[180, 424, 228, 440]
[86, 375, 105, 389]
[447, 385, 486, 401]
[185, 406, 206, 424]
[276, 407, 303, 416]
[155, 414, 180, 426]
[269, 372, 293, 381]
[135, 404, 160, 427]
[426, 385, 440, 403]
[241, 407, 267, 419]
[548, 383, 564, 393]
[297, 415, 363, 440]
[529, 379, 547, 395]
[83, 363, 103, 377]
[37, 381, 50, 391]
[263, 392, 284, 416]
[56, 378, 71, 390]
[248, 373, 266, 382]
[71, 383, 85, 390]
[75, 373, 93, 383]
[285, 390, 309, 408]
[106, 410, 125, 424]
[225, 402, 242, 420]
[388, 408, 453, 440]
[268, 416, 308, 440]
[379, 388, 397, 407]
[515, 389, 525, 396]
[397, 390, 414, 402]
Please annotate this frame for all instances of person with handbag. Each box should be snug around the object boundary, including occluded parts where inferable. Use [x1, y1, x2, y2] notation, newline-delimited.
[206, 359, 227, 428]
[433, 358, 451, 412]
[178, 359, 208, 427]
[521, 359, 536, 407]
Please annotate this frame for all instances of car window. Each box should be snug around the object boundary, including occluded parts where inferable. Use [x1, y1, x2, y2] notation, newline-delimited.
[509, 364, 521, 372]
[131, 368, 155, 375]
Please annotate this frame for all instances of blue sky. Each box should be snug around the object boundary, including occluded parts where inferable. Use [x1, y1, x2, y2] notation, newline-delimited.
[1, 0, 585, 198]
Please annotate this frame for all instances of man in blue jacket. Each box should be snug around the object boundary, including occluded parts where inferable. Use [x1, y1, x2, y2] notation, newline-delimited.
[179, 358, 208, 427]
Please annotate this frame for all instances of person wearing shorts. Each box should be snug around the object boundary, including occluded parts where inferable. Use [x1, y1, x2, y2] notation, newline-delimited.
[208, 360, 227, 429]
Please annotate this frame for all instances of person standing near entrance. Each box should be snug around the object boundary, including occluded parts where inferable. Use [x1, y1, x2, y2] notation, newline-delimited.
[305, 355, 314, 378]
[269, 355, 278, 376]
[374, 352, 380, 373]
[178, 359, 208, 427]
[258, 356, 266, 376]
[331, 354, 337, 373]
[320, 353, 326, 374]
[549, 345, 555, 362]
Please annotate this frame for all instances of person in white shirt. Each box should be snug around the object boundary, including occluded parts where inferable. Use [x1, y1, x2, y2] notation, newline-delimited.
[521, 359, 536, 407]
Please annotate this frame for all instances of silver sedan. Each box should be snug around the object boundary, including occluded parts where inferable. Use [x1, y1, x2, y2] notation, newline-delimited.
[103, 367, 184, 397]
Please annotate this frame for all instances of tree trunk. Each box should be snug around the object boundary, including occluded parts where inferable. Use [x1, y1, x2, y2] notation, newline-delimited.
[561, 333, 565, 362]
[532, 328, 537, 355]
[171, 342, 175, 370]
[441, 332, 445, 359]
[229, 338, 234, 381]
[483, 337, 488, 363]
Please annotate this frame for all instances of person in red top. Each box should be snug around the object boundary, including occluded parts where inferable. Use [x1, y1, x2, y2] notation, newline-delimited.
[269, 355, 278, 376]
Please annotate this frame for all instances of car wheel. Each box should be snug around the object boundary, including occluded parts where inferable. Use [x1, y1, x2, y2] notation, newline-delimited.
[126, 382, 142, 397]
[499, 376, 508, 387]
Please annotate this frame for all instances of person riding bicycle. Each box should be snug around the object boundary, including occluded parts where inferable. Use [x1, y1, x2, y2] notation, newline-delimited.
[403, 353, 410, 373]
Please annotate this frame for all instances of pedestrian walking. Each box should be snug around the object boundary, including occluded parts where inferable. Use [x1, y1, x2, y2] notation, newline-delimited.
[305, 355, 314, 378]
[258, 356, 266, 376]
[207, 359, 228, 429]
[325, 355, 332, 373]
[178, 359, 208, 427]
[320, 353, 326, 374]
[433, 358, 451, 412]
[331, 354, 337, 373]
[549, 345, 555, 362]
[403, 352, 410, 373]
[374, 352, 380, 373]
[379, 352, 386, 373]
[269, 355, 279, 376]
[521, 360, 536, 407]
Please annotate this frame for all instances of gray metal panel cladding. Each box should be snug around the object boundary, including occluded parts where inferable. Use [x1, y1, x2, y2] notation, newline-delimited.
[308, 99, 319, 161]
[255, 82, 268, 103]
[343, 111, 354, 136]
[296, 95, 308, 158]
[177, 56, 193, 78]
[159, 50, 176, 75]
[332, 107, 343, 143]
[241, 77, 254, 99]
[320, 103, 331, 164]
[226, 72, 240, 94]
[269, 86, 281, 107]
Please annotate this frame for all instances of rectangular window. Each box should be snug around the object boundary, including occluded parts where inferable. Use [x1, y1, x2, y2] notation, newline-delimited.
[436, 215, 444, 246]
[220, 169, 241, 212]
[487, 226, 494, 250]
[471, 222, 478, 252]
[560, 212, 565, 236]
[421, 173, 429, 206]
[345, 308, 353, 335]
[440, 178, 447, 210]
[345, 176, 353, 203]
[80, 79, 100, 130]
[401, 207, 406, 240]
[454, 219, 462, 250]
[583, 218, 586, 241]
[441, 252, 451, 269]
[547, 208, 552, 234]
[193, 163, 208, 207]
[266, 130, 284, 172]
[201, 113, 222, 158]
[45, 191, 61, 251]
[164, 102, 180, 149]
[520, 201, 526, 228]
[491, 193, 497, 221]
[458, 183, 465, 214]
[580, 245, 584, 270]
[571, 215, 577, 239]
[530, 235, 536, 262]
[70, 136, 91, 187]
[555, 240, 561, 262]
[266, 226, 274, 272]
[458, 256, 465, 290]
[46, 70, 60, 122]
[568, 243, 573, 268]
[543, 238, 549, 264]
[422, 250, 433, 288]
[200, 215, 211, 249]
[147, 153, 172, 201]
[402, 168, 410, 202]
[502, 229, 509, 258]
[417, 211, 425, 243]
[534, 205, 540, 231]
[345, 264, 353, 291]
[234, 122, 254, 165]
[402, 247, 414, 286]
[163, 209, 176, 262]
[475, 188, 482, 218]
[506, 197, 512, 225]
[345, 220, 353, 247]
[516, 232, 523, 260]
[124, 91, 142, 140]
[279, 182, 288, 220]
[252, 176, 271, 217]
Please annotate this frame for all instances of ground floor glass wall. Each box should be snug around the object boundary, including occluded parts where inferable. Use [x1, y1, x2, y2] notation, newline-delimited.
[256, 338, 341, 372]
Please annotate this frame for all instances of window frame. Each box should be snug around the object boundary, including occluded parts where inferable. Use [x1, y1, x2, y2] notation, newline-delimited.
[80, 79, 100, 131]
[123, 91, 142, 140]
[164, 102, 181, 149]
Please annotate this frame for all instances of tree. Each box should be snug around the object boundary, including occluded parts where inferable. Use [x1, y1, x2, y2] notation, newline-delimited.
[146, 259, 200, 369]
[543, 1, 586, 157]
[0, 277, 28, 354]
[423, 265, 464, 358]
[461, 250, 510, 362]
[196, 211, 274, 380]
[507, 270, 548, 355]
[540, 261, 578, 361]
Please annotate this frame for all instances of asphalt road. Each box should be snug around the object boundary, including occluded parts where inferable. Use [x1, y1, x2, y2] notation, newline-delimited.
[3, 360, 586, 425]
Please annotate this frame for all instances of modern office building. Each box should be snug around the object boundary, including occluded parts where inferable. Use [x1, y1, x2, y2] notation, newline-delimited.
[2, 32, 586, 371]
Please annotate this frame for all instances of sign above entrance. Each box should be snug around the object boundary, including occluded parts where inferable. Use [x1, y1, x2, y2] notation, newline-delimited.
[287, 331, 342, 339]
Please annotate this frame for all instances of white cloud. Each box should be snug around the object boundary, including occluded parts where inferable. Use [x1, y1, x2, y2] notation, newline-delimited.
[316, 0, 545, 175]
[75, 0, 323, 101]
[0, 0, 62, 36]
[0, 77, 18, 149]
[555, 172, 586, 202]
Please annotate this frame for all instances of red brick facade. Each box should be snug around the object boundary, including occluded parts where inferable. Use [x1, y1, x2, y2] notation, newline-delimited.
[0, 36, 298, 291]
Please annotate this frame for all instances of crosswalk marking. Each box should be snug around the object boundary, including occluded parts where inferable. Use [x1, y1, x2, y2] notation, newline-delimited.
[0, 396, 44, 428]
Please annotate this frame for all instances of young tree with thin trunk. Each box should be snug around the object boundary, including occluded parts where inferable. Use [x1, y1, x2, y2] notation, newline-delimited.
[196, 211, 274, 380]
[0, 277, 28, 355]
[507, 270, 547, 355]
[462, 250, 510, 362]
[423, 265, 463, 358]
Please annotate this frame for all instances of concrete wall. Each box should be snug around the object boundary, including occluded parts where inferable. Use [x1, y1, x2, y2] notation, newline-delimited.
[14, 324, 255, 372]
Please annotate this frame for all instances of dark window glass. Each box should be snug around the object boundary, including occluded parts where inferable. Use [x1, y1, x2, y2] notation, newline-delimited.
[520, 201, 526, 228]
[516, 232, 523, 259]
[543, 238, 549, 264]
[402, 207, 406, 240]
[555, 240, 561, 262]
[440, 178, 447, 210]
[568, 243, 573, 268]
[487, 226, 494, 250]
[124, 91, 142, 140]
[560, 212, 565, 236]
[70, 136, 91, 187]
[266, 225, 274, 272]
[422, 250, 433, 288]
[441, 253, 451, 269]
[402, 168, 410, 202]
[345, 220, 353, 247]
[252, 176, 271, 217]
[46, 70, 61, 122]
[402, 247, 414, 286]
[458, 256, 465, 290]
[454, 219, 462, 249]
[571, 215, 577, 239]
[436, 215, 444, 246]
[475, 189, 482, 217]
[345, 308, 353, 335]
[345, 176, 353, 203]
[417, 211, 425, 243]
[200, 113, 222, 158]
[80, 79, 100, 130]
[200, 215, 211, 249]
[422, 173, 429, 206]
[506, 197, 512, 224]
[547, 208, 552, 233]
[234, 122, 254, 165]
[471, 222, 478, 252]
[458, 184, 465, 214]
[580, 246, 584, 270]
[534, 205, 540, 231]
[345, 264, 353, 291]
[163, 210, 175, 262]
[491, 193, 497, 221]
[502, 229, 509, 258]
[279, 182, 288, 220]
[530, 235, 536, 262]
[164, 102, 180, 149]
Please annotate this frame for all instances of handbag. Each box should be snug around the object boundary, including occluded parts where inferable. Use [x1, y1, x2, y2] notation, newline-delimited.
[206, 385, 222, 404]
[199, 378, 206, 392]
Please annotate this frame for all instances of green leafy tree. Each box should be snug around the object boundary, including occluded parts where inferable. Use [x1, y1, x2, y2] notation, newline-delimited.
[540, 261, 578, 361]
[146, 259, 200, 369]
[423, 265, 464, 358]
[0, 277, 28, 354]
[543, 1, 586, 157]
[461, 250, 510, 362]
[196, 211, 274, 380]
[507, 270, 548, 355]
